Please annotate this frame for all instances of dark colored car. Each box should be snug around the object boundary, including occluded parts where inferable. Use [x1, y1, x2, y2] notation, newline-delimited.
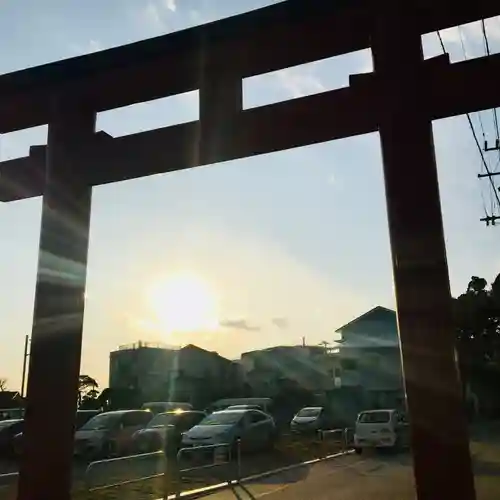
[13, 410, 100, 457]
[133, 410, 206, 453]
[74, 410, 153, 459]
[0, 419, 24, 457]
[290, 407, 336, 434]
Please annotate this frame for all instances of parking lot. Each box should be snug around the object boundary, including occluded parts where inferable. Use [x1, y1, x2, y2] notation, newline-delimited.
[0, 431, 346, 500]
[202, 452, 415, 500]
[1, 424, 499, 500]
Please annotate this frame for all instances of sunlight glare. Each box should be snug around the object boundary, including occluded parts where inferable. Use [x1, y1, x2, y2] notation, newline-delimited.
[146, 271, 219, 335]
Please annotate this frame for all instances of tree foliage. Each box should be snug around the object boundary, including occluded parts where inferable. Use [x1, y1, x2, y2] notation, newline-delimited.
[78, 375, 99, 406]
[454, 274, 500, 368]
[454, 272, 500, 415]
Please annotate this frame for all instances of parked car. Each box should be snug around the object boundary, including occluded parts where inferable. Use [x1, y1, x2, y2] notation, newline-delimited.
[206, 398, 273, 415]
[13, 409, 100, 457]
[0, 419, 24, 457]
[182, 409, 276, 453]
[141, 402, 193, 414]
[74, 410, 152, 459]
[133, 410, 206, 453]
[354, 409, 409, 453]
[226, 405, 264, 412]
[290, 407, 334, 434]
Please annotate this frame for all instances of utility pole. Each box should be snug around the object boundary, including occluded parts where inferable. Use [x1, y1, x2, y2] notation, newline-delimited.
[480, 140, 500, 226]
[480, 214, 500, 226]
[484, 139, 500, 152]
[20, 335, 30, 398]
[477, 171, 500, 225]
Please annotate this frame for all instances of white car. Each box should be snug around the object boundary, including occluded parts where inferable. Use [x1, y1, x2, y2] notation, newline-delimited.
[354, 409, 409, 453]
[181, 409, 276, 453]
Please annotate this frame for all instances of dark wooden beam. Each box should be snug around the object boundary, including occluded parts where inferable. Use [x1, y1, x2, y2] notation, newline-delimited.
[17, 104, 95, 500]
[372, 3, 476, 498]
[0, 0, 499, 134]
[3, 49, 500, 202]
[0, 83, 377, 201]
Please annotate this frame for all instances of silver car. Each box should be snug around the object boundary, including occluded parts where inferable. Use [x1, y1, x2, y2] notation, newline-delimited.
[181, 409, 276, 452]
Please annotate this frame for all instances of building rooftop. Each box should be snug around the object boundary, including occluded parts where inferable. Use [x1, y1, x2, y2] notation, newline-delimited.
[334, 306, 396, 333]
[117, 341, 180, 351]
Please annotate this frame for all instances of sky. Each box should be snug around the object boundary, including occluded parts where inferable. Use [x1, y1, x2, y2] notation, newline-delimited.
[0, 0, 499, 390]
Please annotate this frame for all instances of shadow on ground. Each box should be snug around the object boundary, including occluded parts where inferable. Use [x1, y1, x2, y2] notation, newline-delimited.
[474, 460, 500, 478]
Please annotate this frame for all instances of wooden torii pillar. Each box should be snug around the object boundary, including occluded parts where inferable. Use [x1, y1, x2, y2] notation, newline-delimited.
[0, 1, 498, 500]
[17, 104, 97, 500]
[371, 3, 475, 498]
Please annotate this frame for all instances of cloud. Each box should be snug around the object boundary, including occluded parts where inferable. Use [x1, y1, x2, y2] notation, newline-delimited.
[219, 319, 261, 331]
[164, 0, 176, 13]
[188, 8, 215, 25]
[276, 68, 325, 99]
[138, 0, 178, 31]
[271, 317, 288, 329]
[439, 17, 500, 48]
[142, 2, 163, 29]
[69, 39, 103, 56]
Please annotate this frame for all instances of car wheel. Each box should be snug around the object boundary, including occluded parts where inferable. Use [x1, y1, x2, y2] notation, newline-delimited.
[102, 440, 116, 459]
[392, 436, 402, 454]
[264, 434, 275, 451]
[137, 439, 149, 454]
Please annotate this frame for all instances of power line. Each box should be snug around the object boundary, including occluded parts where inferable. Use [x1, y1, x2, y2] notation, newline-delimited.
[436, 29, 500, 220]
[458, 26, 487, 142]
[480, 19, 500, 146]
[465, 113, 500, 209]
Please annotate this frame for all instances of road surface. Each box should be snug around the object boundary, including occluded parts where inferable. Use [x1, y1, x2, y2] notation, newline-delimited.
[201, 452, 415, 500]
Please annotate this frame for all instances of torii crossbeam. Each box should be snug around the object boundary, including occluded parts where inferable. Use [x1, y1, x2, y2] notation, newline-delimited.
[1, 1, 499, 499]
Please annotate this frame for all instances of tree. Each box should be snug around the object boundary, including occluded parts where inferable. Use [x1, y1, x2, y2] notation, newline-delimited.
[78, 375, 99, 406]
[80, 389, 101, 410]
[454, 272, 500, 416]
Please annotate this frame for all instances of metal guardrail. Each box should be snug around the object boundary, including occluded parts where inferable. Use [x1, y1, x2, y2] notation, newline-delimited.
[84, 441, 241, 499]
[0, 429, 352, 499]
[318, 427, 354, 454]
[0, 471, 19, 490]
[85, 449, 165, 493]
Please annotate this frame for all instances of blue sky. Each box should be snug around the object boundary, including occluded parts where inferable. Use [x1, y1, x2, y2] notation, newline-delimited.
[0, 0, 499, 389]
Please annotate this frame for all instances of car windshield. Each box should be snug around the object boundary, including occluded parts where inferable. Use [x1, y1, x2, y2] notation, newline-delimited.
[297, 408, 321, 418]
[358, 411, 391, 423]
[147, 413, 179, 428]
[80, 413, 119, 431]
[198, 412, 243, 426]
[0, 419, 21, 430]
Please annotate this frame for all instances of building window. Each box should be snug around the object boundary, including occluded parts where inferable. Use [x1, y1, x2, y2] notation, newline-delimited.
[341, 358, 357, 370]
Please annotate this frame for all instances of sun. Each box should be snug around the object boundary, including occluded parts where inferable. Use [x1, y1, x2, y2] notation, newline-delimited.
[146, 272, 219, 334]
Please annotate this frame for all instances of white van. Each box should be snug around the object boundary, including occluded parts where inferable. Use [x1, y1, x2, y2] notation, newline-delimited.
[354, 409, 409, 453]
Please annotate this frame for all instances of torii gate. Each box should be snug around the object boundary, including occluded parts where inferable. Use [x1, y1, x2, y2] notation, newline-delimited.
[1, 1, 499, 499]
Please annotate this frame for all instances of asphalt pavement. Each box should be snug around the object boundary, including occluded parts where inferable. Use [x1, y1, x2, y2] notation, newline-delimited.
[201, 452, 415, 500]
